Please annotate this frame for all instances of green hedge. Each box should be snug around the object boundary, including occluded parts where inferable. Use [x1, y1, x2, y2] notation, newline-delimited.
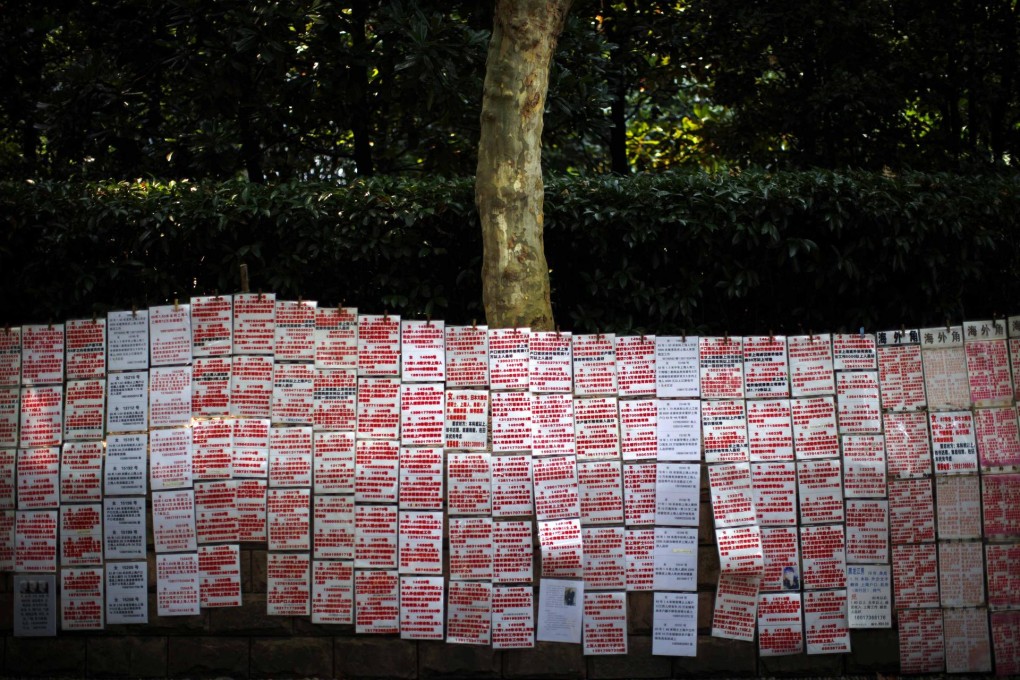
[2, 171, 1018, 334]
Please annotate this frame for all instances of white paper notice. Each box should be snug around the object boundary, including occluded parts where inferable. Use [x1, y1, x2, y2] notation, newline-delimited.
[354, 569, 399, 633]
[619, 398, 657, 461]
[107, 310, 149, 371]
[447, 452, 492, 516]
[652, 591, 697, 656]
[353, 504, 398, 569]
[751, 462, 797, 526]
[198, 543, 242, 608]
[401, 320, 445, 382]
[788, 334, 835, 397]
[938, 540, 985, 607]
[975, 406, 1020, 472]
[493, 585, 535, 649]
[653, 526, 698, 590]
[538, 518, 584, 578]
[156, 552, 200, 616]
[758, 592, 803, 656]
[267, 552, 311, 616]
[888, 477, 935, 544]
[399, 575, 444, 640]
[844, 499, 888, 564]
[797, 458, 844, 525]
[312, 560, 354, 625]
[699, 336, 744, 399]
[491, 453, 534, 518]
[357, 314, 400, 377]
[60, 566, 104, 630]
[444, 389, 489, 451]
[149, 304, 191, 367]
[712, 573, 759, 641]
[623, 463, 656, 526]
[625, 528, 654, 591]
[489, 328, 530, 391]
[582, 591, 627, 655]
[271, 362, 314, 425]
[314, 307, 358, 370]
[944, 607, 992, 674]
[759, 527, 800, 593]
[803, 589, 850, 654]
[920, 326, 969, 411]
[537, 578, 584, 644]
[898, 608, 945, 674]
[275, 299, 317, 362]
[877, 336, 926, 411]
[577, 460, 624, 526]
[655, 336, 699, 398]
[743, 335, 789, 398]
[105, 561, 148, 625]
[846, 564, 891, 629]
[190, 295, 232, 357]
[716, 525, 764, 576]
[573, 334, 617, 397]
[356, 377, 400, 440]
[530, 392, 574, 457]
[149, 365, 192, 428]
[105, 371, 148, 434]
[702, 399, 749, 463]
[447, 581, 493, 646]
[655, 463, 699, 526]
[935, 474, 982, 540]
[268, 425, 314, 488]
[841, 434, 886, 499]
[194, 480, 239, 544]
[657, 399, 701, 462]
[616, 336, 656, 397]
[232, 293, 276, 355]
[17, 447, 59, 509]
[964, 320, 1012, 407]
[233, 418, 270, 479]
[103, 497, 146, 560]
[445, 325, 489, 388]
[891, 543, 939, 609]
[532, 454, 580, 521]
[152, 489, 197, 553]
[236, 479, 267, 542]
[884, 411, 932, 478]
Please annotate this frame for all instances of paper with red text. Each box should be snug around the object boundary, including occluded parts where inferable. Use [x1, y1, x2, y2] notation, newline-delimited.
[447, 452, 491, 516]
[149, 427, 192, 491]
[60, 441, 102, 503]
[149, 365, 192, 428]
[314, 307, 358, 370]
[623, 462, 656, 526]
[267, 552, 311, 616]
[758, 592, 803, 656]
[15, 509, 58, 572]
[401, 320, 445, 382]
[0, 388, 17, 449]
[449, 516, 494, 581]
[577, 460, 623, 528]
[743, 335, 789, 398]
[491, 390, 532, 453]
[538, 518, 584, 579]
[229, 355, 273, 419]
[699, 336, 744, 399]
[357, 314, 401, 377]
[938, 541, 985, 607]
[884, 411, 932, 478]
[898, 607, 945, 674]
[445, 325, 489, 388]
[930, 410, 978, 475]
[60, 567, 103, 631]
[152, 489, 197, 553]
[354, 438, 399, 503]
[616, 336, 656, 397]
[920, 326, 970, 411]
[192, 357, 231, 417]
[312, 560, 354, 625]
[274, 299, 316, 362]
[712, 573, 759, 641]
[981, 472, 1020, 539]
[398, 446, 443, 510]
[975, 406, 1020, 472]
[149, 305, 191, 367]
[59, 503, 102, 566]
[804, 589, 850, 654]
[19, 385, 63, 448]
[788, 334, 835, 397]
[532, 454, 580, 521]
[198, 543, 242, 608]
[835, 370, 881, 434]
[935, 474, 981, 539]
[991, 610, 1020, 675]
[759, 527, 800, 593]
[530, 392, 574, 457]
[964, 320, 1012, 407]
[708, 462, 756, 528]
[702, 399, 749, 463]
[190, 295, 232, 357]
[491, 453, 534, 518]
[354, 569, 399, 633]
[751, 462, 797, 526]
[271, 362, 314, 425]
[313, 494, 354, 560]
[797, 458, 844, 525]
[192, 419, 232, 481]
[447, 580, 493, 646]
[877, 335, 926, 411]
[156, 552, 200, 616]
[747, 399, 793, 462]
[488, 328, 530, 391]
[397, 510, 443, 574]
[529, 331, 572, 393]
[573, 396, 620, 460]
[800, 524, 846, 590]
[619, 398, 657, 461]
[944, 607, 992, 673]
[582, 591, 627, 655]
[21, 324, 65, 386]
[354, 504, 398, 569]
[582, 526, 626, 590]
[267, 487, 310, 551]
[492, 520, 533, 584]
[236, 479, 267, 542]
[986, 543, 1020, 610]
[625, 528, 654, 591]
[399, 383, 444, 447]
[891, 543, 939, 608]
[492, 586, 535, 649]
[573, 334, 617, 397]
[232, 293, 276, 355]
[194, 480, 239, 544]
[0, 328, 20, 387]
[841, 435, 886, 498]
[888, 477, 935, 544]
[844, 499, 888, 564]
[17, 447, 59, 509]
[356, 377, 400, 439]
[716, 525, 763, 576]
[65, 318, 106, 380]
[791, 396, 838, 460]
[232, 418, 270, 478]
[832, 333, 876, 371]
[313, 431, 355, 494]
[398, 575, 444, 640]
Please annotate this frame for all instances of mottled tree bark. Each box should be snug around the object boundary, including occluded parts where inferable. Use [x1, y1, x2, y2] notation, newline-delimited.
[476, 0, 572, 331]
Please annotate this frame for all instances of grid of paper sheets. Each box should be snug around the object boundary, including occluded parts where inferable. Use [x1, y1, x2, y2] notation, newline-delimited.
[2, 301, 1019, 670]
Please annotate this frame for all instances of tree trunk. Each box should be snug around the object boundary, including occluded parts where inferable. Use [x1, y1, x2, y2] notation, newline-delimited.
[477, 0, 572, 331]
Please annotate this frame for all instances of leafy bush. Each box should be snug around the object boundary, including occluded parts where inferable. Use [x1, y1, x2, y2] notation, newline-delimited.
[1, 170, 1017, 334]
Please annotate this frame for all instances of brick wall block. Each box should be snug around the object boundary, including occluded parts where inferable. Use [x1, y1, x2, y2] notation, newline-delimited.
[335, 637, 418, 679]
[6, 636, 87, 677]
[587, 635, 670, 679]
[168, 636, 249, 678]
[673, 636, 757, 677]
[87, 636, 167, 678]
[251, 636, 333, 678]
[503, 641, 586, 679]
[419, 640, 501, 679]
[208, 593, 293, 635]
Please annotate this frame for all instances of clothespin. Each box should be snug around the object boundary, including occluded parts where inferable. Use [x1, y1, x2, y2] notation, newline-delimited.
[768, 329, 774, 341]
[471, 319, 477, 330]
[92, 311, 98, 324]
[258, 289, 264, 300]
[173, 298, 179, 311]
[681, 328, 686, 342]
[131, 305, 137, 317]
[556, 325, 561, 338]
[426, 315, 432, 327]
[858, 326, 865, 337]
[724, 331, 730, 344]
[809, 329, 814, 342]
[383, 310, 389, 321]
